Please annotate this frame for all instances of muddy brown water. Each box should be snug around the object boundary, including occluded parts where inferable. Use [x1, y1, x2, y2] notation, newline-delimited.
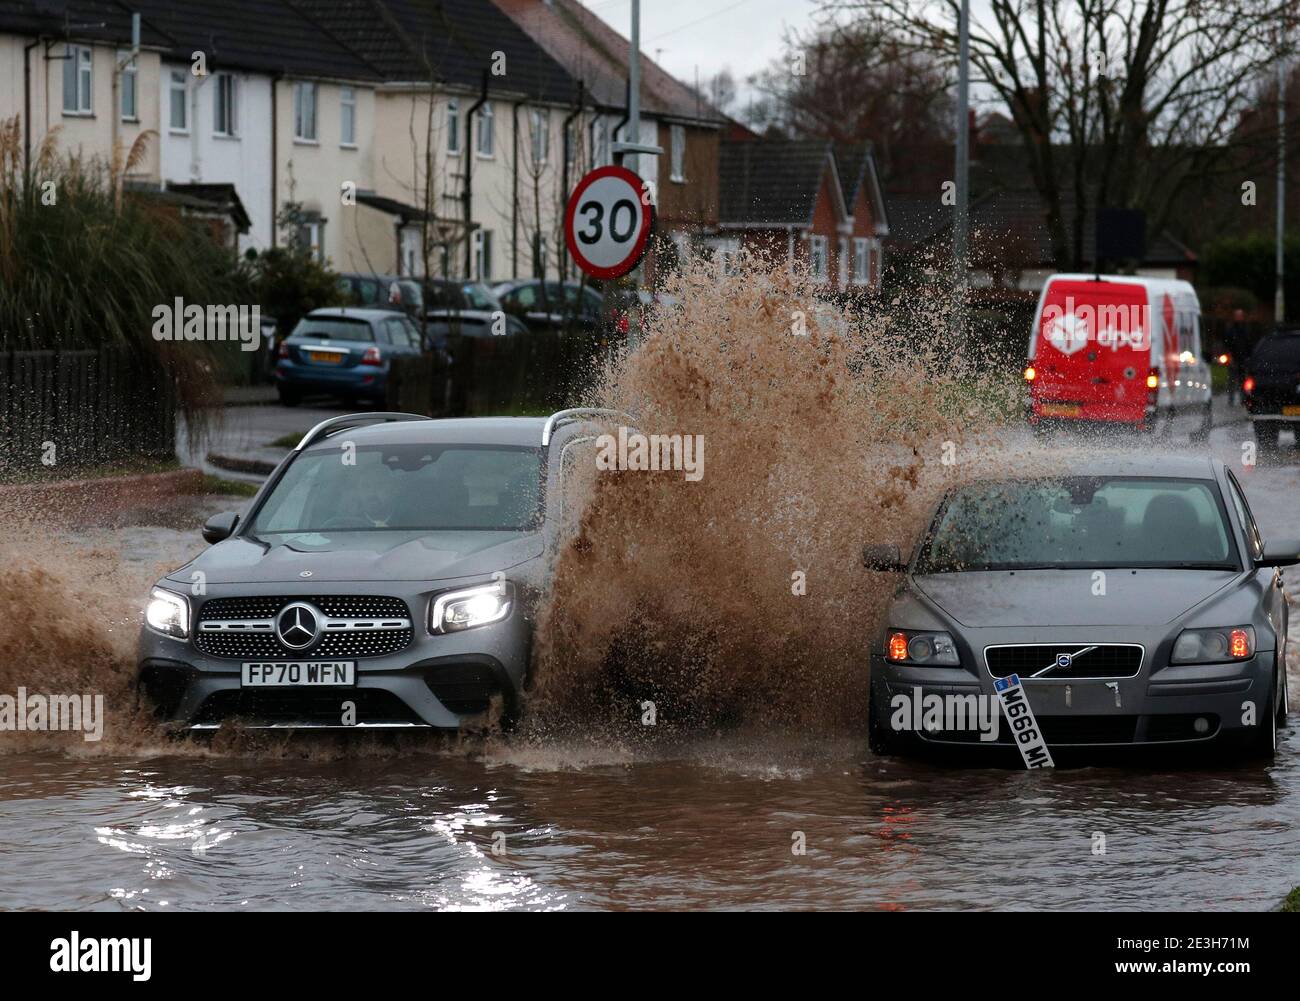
[2, 739, 1296, 910]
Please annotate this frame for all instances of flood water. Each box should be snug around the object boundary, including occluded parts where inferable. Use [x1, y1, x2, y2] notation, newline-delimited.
[2, 737, 1295, 910]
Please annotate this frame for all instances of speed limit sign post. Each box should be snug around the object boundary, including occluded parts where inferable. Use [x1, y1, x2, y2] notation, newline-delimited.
[564, 164, 655, 280]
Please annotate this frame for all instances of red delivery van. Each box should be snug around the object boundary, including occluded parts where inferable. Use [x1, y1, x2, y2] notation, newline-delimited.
[1025, 274, 1213, 437]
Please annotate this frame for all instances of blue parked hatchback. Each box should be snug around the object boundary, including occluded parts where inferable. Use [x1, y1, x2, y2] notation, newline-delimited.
[274, 308, 425, 407]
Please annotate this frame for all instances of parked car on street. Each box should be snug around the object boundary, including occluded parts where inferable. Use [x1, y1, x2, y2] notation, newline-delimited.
[136, 409, 627, 731]
[338, 273, 424, 319]
[1243, 327, 1300, 453]
[1025, 274, 1213, 438]
[494, 279, 604, 333]
[273, 308, 424, 407]
[424, 279, 504, 312]
[865, 455, 1297, 760]
[423, 309, 529, 352]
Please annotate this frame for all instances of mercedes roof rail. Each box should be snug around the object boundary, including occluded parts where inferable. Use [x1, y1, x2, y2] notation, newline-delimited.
[295, 412, 432, 451]
[541, 408, 636, 446]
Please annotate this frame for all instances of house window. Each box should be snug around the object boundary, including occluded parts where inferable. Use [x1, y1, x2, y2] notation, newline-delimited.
[63, 44, 93, 115]
[809, 235, 829, 282]
[168, 69, 188, 130]
[712, 237, 740, 276]
[214, 73, 237, 136]
[294, 82, 318, 141]
[670, 124, 685, 182]
[473, 229, 493, 280]
[400, 226, 423, 277]
[340, 86, 356, 146]
[838, 237, 849, 286]
[117, 50, 138, 120]
[852, 238, 869, 285]
[564, 119, 578, 172]
[296, 216, 325, 261]
[475, 102, 494, 157]
[447, 99, 460, 154]
[530, 107, 548, 165]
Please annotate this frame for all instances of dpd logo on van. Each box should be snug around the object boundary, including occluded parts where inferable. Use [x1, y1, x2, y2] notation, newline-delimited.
[1046, 312, 1089, 356]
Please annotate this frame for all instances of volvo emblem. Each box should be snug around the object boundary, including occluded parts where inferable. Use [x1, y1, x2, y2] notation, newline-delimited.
[299, 571, 313, 578]
[1055, 653, 1072, 669]
[276, 602, 322, 651]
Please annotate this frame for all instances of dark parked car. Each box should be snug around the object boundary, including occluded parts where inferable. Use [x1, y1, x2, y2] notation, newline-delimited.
[273, 308, 424, 406]
[423, 279, 504, 313]
[866, 455, 1297, 760]
[1243, 328, 1300, 451]
[494, 280, 604, 333]
[136, 409, 626, 730]
[423, 310, 529, 352]
[338, 273, 424, 319]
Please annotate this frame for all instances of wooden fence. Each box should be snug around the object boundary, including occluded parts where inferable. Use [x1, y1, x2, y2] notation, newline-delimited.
[387, 330, 610, 417]
[0, 349, 176, 473]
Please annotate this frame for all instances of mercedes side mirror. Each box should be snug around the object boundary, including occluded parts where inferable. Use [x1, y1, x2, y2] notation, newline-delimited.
[1258, 538, 1300, 567]
[863, 543, 905, 572]
[202, 511, 240, 544]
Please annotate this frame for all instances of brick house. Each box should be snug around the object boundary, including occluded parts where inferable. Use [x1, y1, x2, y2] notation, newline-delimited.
[716, 138, 888, 290]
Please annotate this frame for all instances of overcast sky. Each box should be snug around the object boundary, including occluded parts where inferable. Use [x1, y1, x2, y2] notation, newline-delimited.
[583, 0, 810, 93]
[583, 0, 1002, 112]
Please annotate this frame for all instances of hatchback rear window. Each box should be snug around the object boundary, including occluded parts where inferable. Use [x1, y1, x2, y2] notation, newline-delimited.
[292, 318, 375, 342]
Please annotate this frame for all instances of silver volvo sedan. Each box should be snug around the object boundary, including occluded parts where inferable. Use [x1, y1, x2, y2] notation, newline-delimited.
[866, 456, 1298, 761]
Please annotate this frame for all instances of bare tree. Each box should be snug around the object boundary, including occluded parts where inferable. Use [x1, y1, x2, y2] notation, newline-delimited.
[748, 17, 953, 179]
[840, 0, 1296, 268]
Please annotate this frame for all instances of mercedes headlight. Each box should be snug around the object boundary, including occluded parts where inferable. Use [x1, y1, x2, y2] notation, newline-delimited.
[430, 581, 514, 633]
[145, 588, 190, 639]
[886, 629, 960, 666]
[1170, 626, 1254, 665]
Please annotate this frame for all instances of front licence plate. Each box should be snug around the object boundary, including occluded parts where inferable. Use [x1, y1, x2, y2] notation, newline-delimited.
[993, 674, 1055, 769]
[241, 661, 356, 687]
[1282, 405, 1300, 416]
[1039, 403, 1082, 417]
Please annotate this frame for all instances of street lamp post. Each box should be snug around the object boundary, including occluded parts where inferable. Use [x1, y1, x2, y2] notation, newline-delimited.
[954, 0, 971, 315]
[1277, 40, 1287, 327]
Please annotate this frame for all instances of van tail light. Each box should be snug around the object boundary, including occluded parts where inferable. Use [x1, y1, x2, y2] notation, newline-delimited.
[277, 340, 289, 359]
[1023, 364, 1036, 382]
[616, 312, 630, 335]
[1145, 369, 1159, 391]
[360, 346, 383, 366]
[1243, 375, 1255, 394]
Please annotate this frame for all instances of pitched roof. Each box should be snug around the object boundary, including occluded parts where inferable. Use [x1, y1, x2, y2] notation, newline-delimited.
[130, 0, 382, 79]
[299, 0, 576, 100]
[0, 0, 384, 79]
[833, 141, 889, 233]
[0, 0, 171, 47]
[719, 139, 837, 227]
[490, 0, 724, 123]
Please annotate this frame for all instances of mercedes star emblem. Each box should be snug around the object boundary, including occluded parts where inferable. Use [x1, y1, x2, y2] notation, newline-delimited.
[276, 602, 322, 651]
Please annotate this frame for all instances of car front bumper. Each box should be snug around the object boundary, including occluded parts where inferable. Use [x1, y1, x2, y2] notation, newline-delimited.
[136, 582, 532, 731]
[871, 649, 1275, 749]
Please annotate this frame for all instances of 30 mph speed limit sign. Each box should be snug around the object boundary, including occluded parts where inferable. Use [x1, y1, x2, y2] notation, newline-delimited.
[564, 165, 655, 280]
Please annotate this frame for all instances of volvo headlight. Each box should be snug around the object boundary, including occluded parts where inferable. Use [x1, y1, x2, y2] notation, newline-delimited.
[885, 629, 960, 666]
[430, 581, 514, 633]
[145, 588, 190, 639]
[1170, 626, 1254, 664]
